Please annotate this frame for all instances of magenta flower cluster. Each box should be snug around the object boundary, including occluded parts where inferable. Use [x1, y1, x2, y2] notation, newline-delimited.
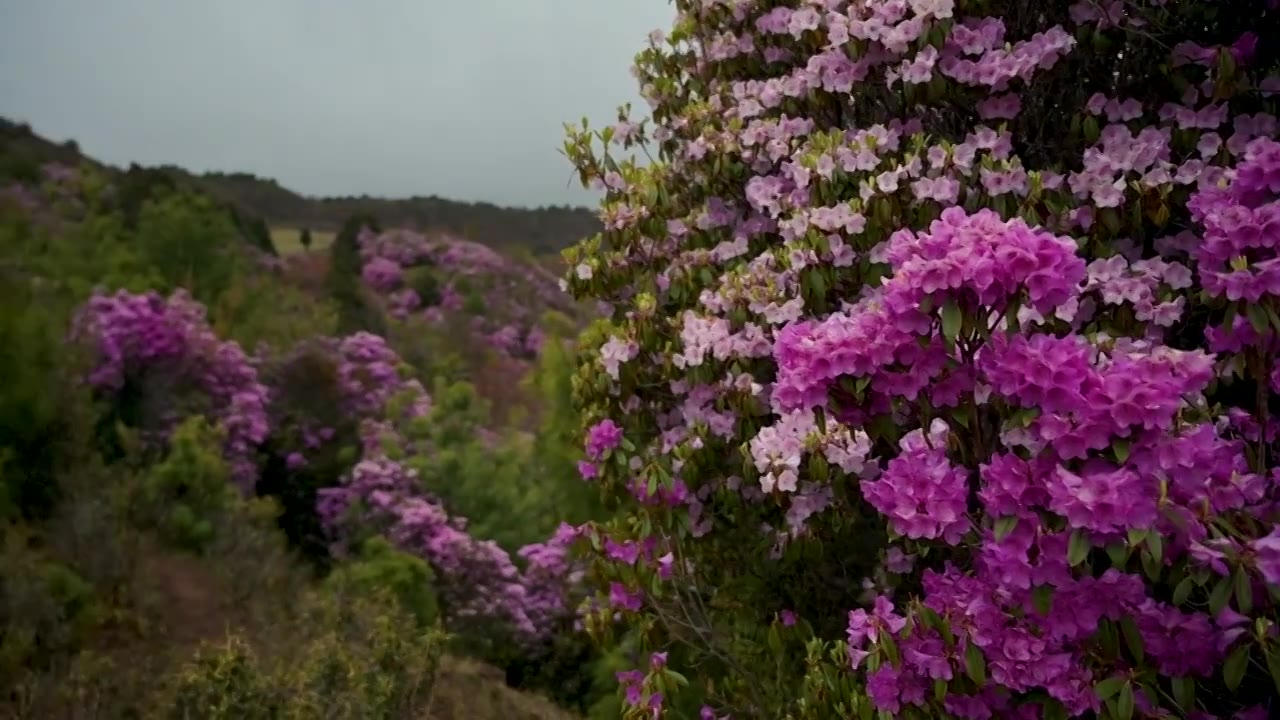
[317, 442, 585, 642]
[72, 289, 269, 488]
[558, 0, 1280, 716]
[353, 226, 576, 361]
[296, 333, 585, 642]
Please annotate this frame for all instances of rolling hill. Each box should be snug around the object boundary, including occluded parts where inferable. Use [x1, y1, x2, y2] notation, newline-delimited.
[0, 117, 601, 256]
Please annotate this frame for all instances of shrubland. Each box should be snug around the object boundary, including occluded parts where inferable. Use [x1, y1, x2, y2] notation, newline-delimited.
[0, 156, 608, 718]
[559, 0, 1280, 718]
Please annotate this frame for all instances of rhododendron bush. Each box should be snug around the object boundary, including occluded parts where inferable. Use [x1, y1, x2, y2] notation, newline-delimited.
[72, 288, 585, 652]
[72, 288, 270, 489]
[560, 0, 1280, 718]
[355, 226, 575, 360]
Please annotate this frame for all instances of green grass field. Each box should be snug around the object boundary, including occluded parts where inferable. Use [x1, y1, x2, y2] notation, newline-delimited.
[271, 227, 336, 255]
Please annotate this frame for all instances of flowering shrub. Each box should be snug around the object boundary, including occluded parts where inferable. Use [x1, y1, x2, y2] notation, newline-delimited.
[561, 1, 1280, 718]
[316, 406, 586, 647]
[72, 289, 269, 489]
[247, 327, 585, 649]
[353, 227, 578, 360]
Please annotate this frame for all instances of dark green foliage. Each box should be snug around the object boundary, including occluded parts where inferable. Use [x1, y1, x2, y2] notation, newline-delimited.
[132, 191, 240, 304]
[0, 544, 98, 681]
[505, 634, 599, 713]
[230, 206, 277, 257]
[522, 325, 606, 527]
[328, 213, 376, 282]
[256, 344, 360, 568]
[164, 636, 282, 720]
[463, 288, 487, 316]
[2, 116, 597, 258]
[299, 227, 312, 252]
[131, 417, 238, 554]
[162, 590, 447, 720]
[403, 265, 442, 307]
[0, 233, 89, 521]
[115, 163, 180, 229]
[328, 213, 387, 335]
[324, 537, 440, 627]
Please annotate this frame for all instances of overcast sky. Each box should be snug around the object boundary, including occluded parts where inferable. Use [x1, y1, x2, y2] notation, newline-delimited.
[0, 0, 673, 208]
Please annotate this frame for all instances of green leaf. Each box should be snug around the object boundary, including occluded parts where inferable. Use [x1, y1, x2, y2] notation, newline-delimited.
[1146, 533, 1163, 566]
[1170, 676, 1195, 710]
[767, 624, 783, 656]
[1106, 542, 1130, 568]
[1084, 116, 1100, 143]
[1094, 676, 1125, 701]
[1098, 620, 1119, 658]
[1209, 574, 1233, 615]
[1266, 644, 1280, 696]
[1120, 617, 1145, 664]
[964, 642, 986, 685]
[1010, 407, 1041, 428]
[880, 632, 900, 667]
[1264, 302, 1280, 333]
[1234, 567, 1253, 614]
[1067, 529, 1091, 567]
[993, 516, 1018, 542]
[1116, 683, 1134, 720]
[1223, 644, 1249, 691]
[1032, 585, 1054, 615]
[1111, 437, 1130, 463]
[1142, 550, 1162, 582]
[1172, 576, 1195, 606]
[1042, 702, 1068, 720]
[941, 300, 962, 345]
[1101, 207, 1122, 235]
[1247, 303, 1270, 335]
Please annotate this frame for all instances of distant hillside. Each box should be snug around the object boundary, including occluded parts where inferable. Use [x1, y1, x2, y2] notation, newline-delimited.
[0, 117, 600, 255]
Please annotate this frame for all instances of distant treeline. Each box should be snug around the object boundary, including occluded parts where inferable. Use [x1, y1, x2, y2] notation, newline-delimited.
[0, 117, 601, 256]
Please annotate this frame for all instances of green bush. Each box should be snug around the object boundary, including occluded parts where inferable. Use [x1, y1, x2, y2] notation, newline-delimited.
[328, 213, 386, 335]
[284, 589, 447, 720]
[132, 191, 240, 305]
[0, 271, 74, 520]
[164, 635, 282, 720]
[0, 534, 98, 684]
[323, 537, 439, 627]
[161, 588, 446, 720]
[211, 272, 339, 353]
[131, 416, 237, 553]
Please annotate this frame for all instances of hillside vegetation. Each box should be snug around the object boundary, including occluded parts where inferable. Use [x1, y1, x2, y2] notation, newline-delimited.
[0, 117, 600, 256]
[0, 148, 615, 719]
[9, 1, 1280, 719]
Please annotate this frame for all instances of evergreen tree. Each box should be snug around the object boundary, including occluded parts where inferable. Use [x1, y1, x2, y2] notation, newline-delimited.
[327, 213, 384, 335]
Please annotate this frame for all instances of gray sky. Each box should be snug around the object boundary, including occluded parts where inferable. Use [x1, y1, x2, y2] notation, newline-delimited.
[0, 0, 672, 208]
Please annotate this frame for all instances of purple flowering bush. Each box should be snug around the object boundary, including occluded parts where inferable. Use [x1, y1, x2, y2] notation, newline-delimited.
[561, 1, 1280, 718]
[353, 226, 580, 361]
[72, 288, 270, 490]
[70, 284, 587, 658]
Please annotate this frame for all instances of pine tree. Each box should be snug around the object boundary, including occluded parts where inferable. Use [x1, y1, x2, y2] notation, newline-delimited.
[327, 213, 384, 335]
